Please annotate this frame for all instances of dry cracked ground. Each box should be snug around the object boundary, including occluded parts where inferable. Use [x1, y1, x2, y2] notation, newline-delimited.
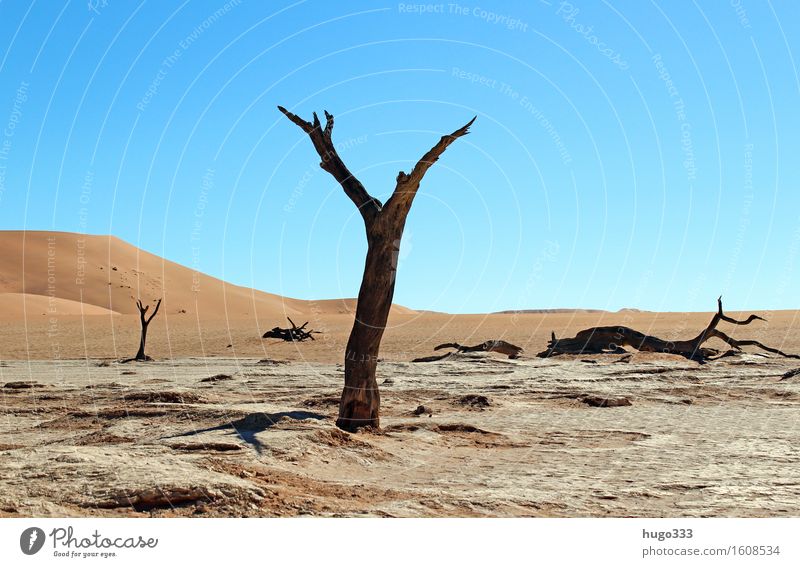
[1, 353, 800, 517]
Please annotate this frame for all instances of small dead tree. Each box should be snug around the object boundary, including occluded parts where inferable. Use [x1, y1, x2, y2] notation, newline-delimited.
[279, 106, 474, 431]
[262, 317, 319, 342]
[133, 298, 161, 361]
[538, 297, 799, 363]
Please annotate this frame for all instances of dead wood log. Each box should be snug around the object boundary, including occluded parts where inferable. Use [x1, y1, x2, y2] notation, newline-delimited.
[537, 297, 799, 363]
[279, 105, 475, 431]
[262, 317, 320, 342]
[781, 368, 800, 381]
[412, 340, 524, 362]
[412, 352, 456, 363]
[580, 395, 632, 408]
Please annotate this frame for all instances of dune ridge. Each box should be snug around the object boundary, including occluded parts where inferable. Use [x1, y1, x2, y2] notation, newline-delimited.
[0, 230, 415, 320]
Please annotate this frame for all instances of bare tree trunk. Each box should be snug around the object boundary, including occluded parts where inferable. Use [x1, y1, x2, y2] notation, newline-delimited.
[338, 227, 402, 429]
[279, 106, 474, 431]
[135, 325, 149, 361]
[134, 298, 161, 362]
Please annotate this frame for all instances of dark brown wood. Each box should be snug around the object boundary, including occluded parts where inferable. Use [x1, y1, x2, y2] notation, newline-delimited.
[411, 352, 456, 363]
[262, 317, 319, 342]
[538, 297, 799, 362]
[133, 298, 161, 361]
[433, 340, 524, 359]
[781, 368, 800, 381]
[279, 106, 475, 431]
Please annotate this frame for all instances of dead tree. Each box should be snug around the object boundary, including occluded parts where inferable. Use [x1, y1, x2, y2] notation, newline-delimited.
[262, 317, 319, 341]
[413, 340, 524, 362]
[538, 297, 799, 363]
[133, 298, 161, 361]
[279, 106, 475, 431]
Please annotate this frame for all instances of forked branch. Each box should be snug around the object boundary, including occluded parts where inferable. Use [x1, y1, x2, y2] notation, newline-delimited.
[385, 116, 476, 216]
[137, 298, 162, 325]
[277, 106, 382, 223]
[704, 329, 798, 359]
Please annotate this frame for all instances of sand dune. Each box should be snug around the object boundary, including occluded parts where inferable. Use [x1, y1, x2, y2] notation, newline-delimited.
[0, 230, 413, 320]
[0, 293, 116, 318]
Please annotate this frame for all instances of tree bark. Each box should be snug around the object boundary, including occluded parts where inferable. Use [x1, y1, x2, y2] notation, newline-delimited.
[135, 325, 149, 360]
[279, 106, 474, 431]
[338, 232, 398, 430]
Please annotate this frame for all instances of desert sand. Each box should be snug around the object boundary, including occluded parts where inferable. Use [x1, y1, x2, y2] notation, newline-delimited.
[2, 355, 800, 517]
[1, 230, 799, 517]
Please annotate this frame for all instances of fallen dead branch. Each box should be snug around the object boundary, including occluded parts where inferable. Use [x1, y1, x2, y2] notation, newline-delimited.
[262, 317, 320, 342]
[781, 368, 800, 381]
[413, 340, 523, 362]
[411, 352, 456, 363]
[538, 297, 800, 363]
[579, 395, 632, 408]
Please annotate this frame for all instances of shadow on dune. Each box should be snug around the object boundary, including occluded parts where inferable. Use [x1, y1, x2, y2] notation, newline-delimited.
[164, 411, 327, 454]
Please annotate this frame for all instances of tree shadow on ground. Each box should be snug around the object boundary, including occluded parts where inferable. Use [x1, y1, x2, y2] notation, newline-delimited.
[164, 411, 327, 454]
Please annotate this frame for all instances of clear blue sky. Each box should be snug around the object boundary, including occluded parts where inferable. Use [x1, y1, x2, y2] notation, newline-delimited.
[0, 0, 798, 313]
